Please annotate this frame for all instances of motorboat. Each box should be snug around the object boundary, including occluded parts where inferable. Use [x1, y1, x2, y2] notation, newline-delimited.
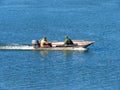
[31, 40, 95, 51]
[0, 40, 94, 51]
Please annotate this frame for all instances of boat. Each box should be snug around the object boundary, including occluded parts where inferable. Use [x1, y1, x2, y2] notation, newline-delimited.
[0, 40, 94, 51]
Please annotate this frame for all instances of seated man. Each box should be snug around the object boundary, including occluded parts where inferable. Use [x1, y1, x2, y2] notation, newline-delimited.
[40, 37, 52, 47]
[64, 36, 73, 45]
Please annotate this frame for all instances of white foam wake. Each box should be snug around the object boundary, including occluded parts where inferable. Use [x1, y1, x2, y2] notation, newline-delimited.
[0, 45, 34, 50]
[0, 45, 87, 51]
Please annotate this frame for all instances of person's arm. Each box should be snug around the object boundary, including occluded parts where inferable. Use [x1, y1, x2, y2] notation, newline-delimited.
[44, 41, 49, 44]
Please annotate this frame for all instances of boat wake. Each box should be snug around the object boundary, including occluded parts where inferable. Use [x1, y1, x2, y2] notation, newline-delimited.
[0, 44, 34, 50]
[0, 45, 87, 51]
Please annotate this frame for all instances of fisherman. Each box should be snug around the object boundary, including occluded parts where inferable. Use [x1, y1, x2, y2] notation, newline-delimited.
[40, 37, 52, 47]
[32, 40, 40, 48]
[64, 36, 73, 45]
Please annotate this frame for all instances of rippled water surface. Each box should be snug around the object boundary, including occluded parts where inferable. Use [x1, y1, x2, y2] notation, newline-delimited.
[0, 0, 120, 90]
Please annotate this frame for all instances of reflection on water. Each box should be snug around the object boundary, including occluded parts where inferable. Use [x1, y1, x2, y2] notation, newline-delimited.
[38, 50, 88, 65]
[63, 50, 74, 56]
[40, 51, 48, 57]
[39, 50, 87, 58]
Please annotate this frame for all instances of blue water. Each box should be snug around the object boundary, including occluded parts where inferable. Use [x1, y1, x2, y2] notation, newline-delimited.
[0, 0, 120, 90]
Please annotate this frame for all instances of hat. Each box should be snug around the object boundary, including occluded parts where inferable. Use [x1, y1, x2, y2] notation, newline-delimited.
[43, 37, 46, 39]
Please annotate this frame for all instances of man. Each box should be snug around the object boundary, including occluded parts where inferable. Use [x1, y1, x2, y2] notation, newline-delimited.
[64, 36, 73, 45]
[40, 37, 52, 47]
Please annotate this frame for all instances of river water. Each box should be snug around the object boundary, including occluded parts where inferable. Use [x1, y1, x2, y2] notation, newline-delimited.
[0, 0, 120, 90]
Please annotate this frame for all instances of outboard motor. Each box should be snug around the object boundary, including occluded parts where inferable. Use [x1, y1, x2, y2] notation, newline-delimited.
[32, 40, 40, 48]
